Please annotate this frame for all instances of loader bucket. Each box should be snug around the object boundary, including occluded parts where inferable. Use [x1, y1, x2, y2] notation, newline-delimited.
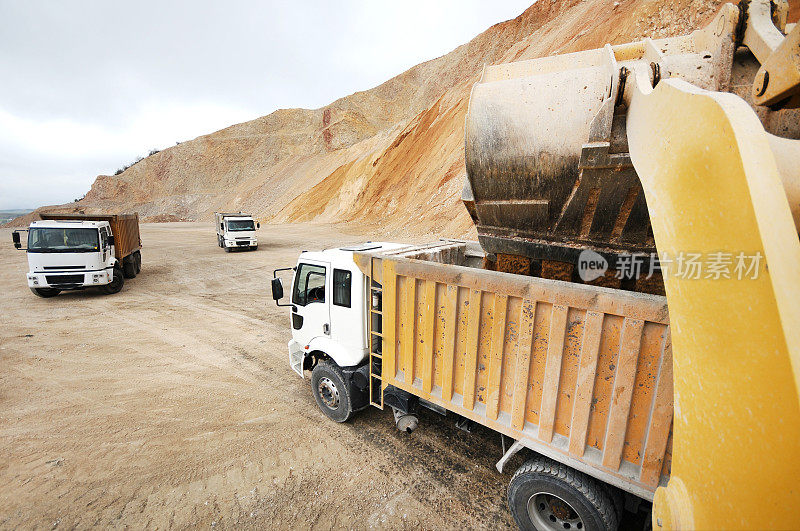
[463, 2, 800, 292]
[465, 49, 655, 278]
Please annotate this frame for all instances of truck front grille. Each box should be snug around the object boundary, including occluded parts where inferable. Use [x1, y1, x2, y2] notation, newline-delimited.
[45, 274, 84, 285]
[237, 241, 251, 246]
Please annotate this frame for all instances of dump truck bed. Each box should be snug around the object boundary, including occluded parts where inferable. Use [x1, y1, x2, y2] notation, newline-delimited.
[354, 241, 672, 500]
[39, 213, 141, 261]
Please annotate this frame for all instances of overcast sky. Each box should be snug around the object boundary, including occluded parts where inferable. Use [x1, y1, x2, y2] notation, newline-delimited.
[0, 1, 533, 210]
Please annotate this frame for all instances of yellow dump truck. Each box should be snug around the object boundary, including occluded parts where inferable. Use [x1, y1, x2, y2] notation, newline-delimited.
[273, 240, 670, 528]
[273, 1, 800, 528]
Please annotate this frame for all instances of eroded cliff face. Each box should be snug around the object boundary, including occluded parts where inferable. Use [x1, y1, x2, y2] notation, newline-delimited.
[40, 0, 729, 238]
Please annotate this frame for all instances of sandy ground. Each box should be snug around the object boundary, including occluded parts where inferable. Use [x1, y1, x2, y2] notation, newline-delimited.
[0, 222, 522, 529]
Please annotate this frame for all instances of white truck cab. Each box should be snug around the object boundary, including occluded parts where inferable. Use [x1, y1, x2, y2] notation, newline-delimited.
[271, 243, 406, 421]
[215, 212, 259, 252]
[15, 219, 121, 297]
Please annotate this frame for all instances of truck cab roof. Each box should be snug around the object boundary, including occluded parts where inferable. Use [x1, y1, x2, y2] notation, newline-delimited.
[299, 242, 407, 265]
[216, 212, 253, 217]
[29, 220, 107, 229]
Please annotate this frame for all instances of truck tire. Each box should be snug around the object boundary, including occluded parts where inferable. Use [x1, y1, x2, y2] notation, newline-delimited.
[101, 265, 124, 295]
[30, 287, 60, 298]
[311, 359, 353, 423]
[250, 245, 258, 251]
[122, 256, 136, 278]
[224, 245, 231, 253]
[133, 251, 141, 274]
[508, 456, 618, 531]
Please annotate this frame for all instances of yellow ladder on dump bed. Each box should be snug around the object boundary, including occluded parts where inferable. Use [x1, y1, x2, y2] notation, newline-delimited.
[368, 257, 384, 409]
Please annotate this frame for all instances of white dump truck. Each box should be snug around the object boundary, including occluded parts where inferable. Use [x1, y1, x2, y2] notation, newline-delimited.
[12, 213, 142, 297]
[272, 240, 673, 529]
[215, 212, 259, 252]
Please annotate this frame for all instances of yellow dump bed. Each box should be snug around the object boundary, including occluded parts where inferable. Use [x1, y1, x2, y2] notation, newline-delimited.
[355, 241, 672, 500]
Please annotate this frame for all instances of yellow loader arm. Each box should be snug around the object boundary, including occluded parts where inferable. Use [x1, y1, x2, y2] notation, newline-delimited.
[627, 71, 800, 528]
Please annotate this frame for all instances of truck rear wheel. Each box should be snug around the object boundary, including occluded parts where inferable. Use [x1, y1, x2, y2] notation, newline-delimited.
[122, 256, 137, 278]
[508, 456, 618, 531]
[30, 287, 61, 298]
[311, 359, 353, 423]
[133, 251, 141, 274]
[100, 265, 124, 295]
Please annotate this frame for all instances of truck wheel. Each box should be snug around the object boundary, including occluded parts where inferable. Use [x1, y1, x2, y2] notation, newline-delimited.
[134, 251, 141, 274]
[101, 265, 124, 294]
[311, 359, 353, 423]
[508, 456, 618, 531]
[30, 287, 61, 298]
[250, 245, 258, 251]
[122, 256, 136, 278]
[224, 245, 231, 253]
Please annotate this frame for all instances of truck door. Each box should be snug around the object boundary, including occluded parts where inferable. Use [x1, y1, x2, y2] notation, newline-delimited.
[290, 260, 331, 350]
[99, 228, 108, 262]
[101, 226, 113, 266]
[329, 267, 365, 357]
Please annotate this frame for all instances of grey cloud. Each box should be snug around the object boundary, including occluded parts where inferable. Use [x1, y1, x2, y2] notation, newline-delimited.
[0, 0, 532, 210]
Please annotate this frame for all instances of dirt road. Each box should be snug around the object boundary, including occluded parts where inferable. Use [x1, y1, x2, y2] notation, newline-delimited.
[0, 222, 519, 529]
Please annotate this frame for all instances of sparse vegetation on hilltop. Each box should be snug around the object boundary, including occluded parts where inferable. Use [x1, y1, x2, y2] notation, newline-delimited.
[113, 148, 162, 175]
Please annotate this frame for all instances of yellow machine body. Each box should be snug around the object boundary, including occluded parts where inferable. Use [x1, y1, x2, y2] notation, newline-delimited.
[456, 0, 800, 527]
[627, 76, 800, 529]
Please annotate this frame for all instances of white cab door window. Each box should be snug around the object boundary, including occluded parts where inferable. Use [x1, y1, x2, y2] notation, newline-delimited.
[290, 261, 331, 347]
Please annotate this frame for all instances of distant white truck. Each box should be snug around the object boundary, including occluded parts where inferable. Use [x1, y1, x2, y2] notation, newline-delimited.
[215, 212, 259, 252]
[12, 213, 142, 298]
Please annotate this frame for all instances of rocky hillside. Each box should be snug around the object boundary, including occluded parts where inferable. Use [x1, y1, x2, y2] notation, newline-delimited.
[24, 0, 735, 237]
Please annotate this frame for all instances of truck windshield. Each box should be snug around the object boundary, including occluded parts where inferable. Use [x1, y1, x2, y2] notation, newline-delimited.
[227, 220, 255, 231]
[28, 227, 99, 253]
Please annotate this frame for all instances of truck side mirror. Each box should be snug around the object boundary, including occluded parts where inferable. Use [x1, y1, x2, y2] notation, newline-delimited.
[257, 222, 260, 229]
[271, 278, 284, 300]
[108, 235, 115, 246]
[12, 231, 21, 249]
